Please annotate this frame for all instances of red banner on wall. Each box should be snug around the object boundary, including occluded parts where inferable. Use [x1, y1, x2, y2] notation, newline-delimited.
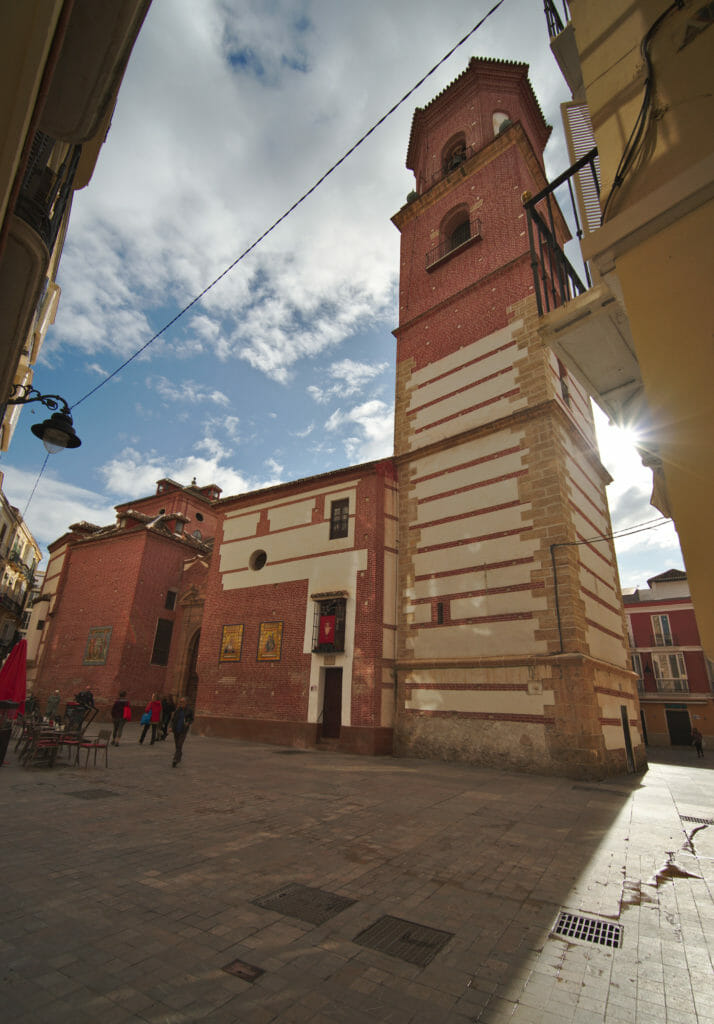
[319, 615, 336, 645]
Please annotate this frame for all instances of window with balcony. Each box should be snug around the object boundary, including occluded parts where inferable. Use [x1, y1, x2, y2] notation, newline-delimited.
[652, 651, 688, 692]
[426, 205, 482, 270]
[312, 597, 346, 653]
[651, 614, 674, 646]
[329, 499, 349, 539]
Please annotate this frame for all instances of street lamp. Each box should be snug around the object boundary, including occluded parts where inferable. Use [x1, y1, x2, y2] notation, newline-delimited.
[6, 385, 81, 452]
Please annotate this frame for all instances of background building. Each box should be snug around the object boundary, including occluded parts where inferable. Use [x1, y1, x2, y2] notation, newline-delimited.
[0, 470, 41, 659]
[29, 478, 218, 713]
[625, 569, 713, 746]
[543, 0, 714, 656]
[0, 0, 150, 448]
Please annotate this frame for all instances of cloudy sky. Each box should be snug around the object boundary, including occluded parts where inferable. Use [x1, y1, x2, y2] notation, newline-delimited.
[1, 0, 683, 587]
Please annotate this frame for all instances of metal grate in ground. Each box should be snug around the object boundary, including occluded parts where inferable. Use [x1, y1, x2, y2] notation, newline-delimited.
[353, 915, 453, 967]
[681, 815, 713, 825]
[552, 910, 622, 948]
[67, 789, 118, 800]
[221, 958, 264, 982]
[252, 882, 356, 926]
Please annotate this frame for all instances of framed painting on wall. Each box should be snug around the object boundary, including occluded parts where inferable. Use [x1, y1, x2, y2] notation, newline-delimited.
[219, 624, 244, 662]
[83, 626, 112, 666]
[257, 621, 283, 661]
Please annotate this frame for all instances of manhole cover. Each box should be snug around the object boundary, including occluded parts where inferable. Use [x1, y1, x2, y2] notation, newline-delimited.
[552, 911, 622, 948]
[275, 749, 308, 755]
[68, 789, 117, 800]
[221, 958, 264, 982]
[681, 815, 713, 825]
[252, 883, 355, 926]
[353, 915, 453, 967]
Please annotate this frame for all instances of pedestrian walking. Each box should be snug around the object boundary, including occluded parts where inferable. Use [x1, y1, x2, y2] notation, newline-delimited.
[110, 690, 131, 746]
[170, 696, 194, 767]
[139, 692, 162, 745]
[691, 726, 704, 758]
[160, 693, 176, 740]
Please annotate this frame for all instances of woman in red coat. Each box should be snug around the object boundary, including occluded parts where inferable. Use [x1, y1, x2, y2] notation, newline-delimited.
[139, 692, 162, 745]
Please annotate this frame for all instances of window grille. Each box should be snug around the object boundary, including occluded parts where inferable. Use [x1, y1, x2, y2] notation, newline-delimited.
[329, 499, 349, 539]
[312, 598, 346, 652]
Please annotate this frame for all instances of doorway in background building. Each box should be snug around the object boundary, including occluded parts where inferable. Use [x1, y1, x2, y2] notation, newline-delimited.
[184, 630, 200, 706]
[321, 668, 342, 739]
[665, 708, 691, 745]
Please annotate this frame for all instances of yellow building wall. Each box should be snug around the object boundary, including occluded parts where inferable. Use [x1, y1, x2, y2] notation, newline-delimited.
[571, 0, 714, 655]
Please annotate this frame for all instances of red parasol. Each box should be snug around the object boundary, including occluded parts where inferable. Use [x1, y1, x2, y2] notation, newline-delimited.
[0, 639, 27, 715]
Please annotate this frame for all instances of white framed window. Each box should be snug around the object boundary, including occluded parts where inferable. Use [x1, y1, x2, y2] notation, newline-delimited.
[651, 613, 673, 646]
[652, 651, 688, 692]
[631, 652, 644, 688]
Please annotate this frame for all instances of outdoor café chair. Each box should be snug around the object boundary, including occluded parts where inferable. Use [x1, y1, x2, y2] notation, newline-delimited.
[78, 728, 111, 768]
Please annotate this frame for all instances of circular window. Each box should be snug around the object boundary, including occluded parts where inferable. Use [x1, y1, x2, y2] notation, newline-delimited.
[249, 550, 267, 571]
[196, 512, 204, 521]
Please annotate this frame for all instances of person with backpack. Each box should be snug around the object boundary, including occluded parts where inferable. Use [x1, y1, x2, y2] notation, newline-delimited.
[110, 690, 131, 746]
[139, 692, 162, 745]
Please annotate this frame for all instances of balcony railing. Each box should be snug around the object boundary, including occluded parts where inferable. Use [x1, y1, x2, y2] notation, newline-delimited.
[15, 131, 82, 254]
[652, 634, 679, 647]
[544, 0, 571, 38]
[426, 217, 482, 270]
[654, 679, 689, 694]
[523, 148, 600, 316]
[0, 588, 23, 615]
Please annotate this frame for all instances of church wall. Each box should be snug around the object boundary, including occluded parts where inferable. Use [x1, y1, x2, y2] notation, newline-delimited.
[194, 463, 396, 753]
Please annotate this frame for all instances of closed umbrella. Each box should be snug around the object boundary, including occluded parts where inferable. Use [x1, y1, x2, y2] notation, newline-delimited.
[0, 639, 27, 715]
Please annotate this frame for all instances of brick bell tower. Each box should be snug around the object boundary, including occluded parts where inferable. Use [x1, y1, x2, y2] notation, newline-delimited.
[391, 58, 643, 777]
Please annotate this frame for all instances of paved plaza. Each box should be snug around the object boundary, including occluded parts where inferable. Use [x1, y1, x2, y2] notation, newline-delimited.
[1, 727, 712, 1023]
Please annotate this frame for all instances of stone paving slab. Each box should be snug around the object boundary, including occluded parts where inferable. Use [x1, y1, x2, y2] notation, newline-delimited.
[1, 728, 712, 1022]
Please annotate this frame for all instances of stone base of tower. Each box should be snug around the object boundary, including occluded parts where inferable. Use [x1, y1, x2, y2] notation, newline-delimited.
[393, 654, 645, 779]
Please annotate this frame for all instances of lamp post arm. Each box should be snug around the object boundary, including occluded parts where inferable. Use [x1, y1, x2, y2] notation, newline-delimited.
[6, 385, 71, 415]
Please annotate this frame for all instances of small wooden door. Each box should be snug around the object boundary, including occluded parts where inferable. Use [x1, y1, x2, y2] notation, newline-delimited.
[321, 668, 342, 738]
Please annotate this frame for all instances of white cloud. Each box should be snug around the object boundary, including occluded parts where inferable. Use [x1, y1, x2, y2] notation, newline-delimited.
[0, 464, 118, 562]
[151, 377, 230, 407]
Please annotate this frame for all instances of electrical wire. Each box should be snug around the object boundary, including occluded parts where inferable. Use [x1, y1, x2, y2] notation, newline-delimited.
[71, 0, 508, 412]
[553, 514, 672, 551]
[600, 1, 683, 224]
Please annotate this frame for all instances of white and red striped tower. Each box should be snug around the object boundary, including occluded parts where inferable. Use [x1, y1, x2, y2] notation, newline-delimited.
[391, 59, 642, 776]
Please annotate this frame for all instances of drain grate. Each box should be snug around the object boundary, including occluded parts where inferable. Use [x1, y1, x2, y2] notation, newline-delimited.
[552, 911, 622, 949]
[252, 883, 356, 926]
[68, 789, 117, 800]
[353, 915, 453, 967]
[221, 958, 264, 982]
[681, 815, 713, 826]
[275, 749, 308, 755]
